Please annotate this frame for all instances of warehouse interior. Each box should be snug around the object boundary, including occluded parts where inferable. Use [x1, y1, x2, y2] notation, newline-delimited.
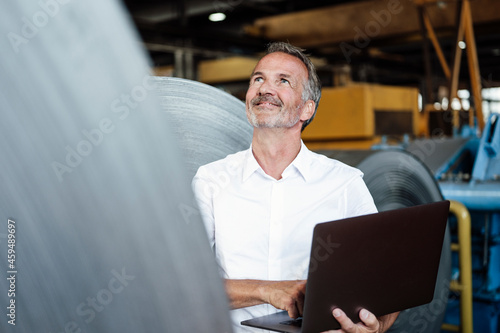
[124, 0, 500, 117]
[122, 2, 500, 330]
[125, 0, 500, 147]
[1, 0, 500, 332]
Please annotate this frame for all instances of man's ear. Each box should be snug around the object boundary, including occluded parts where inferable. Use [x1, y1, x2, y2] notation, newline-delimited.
[301, 100, 315, 122]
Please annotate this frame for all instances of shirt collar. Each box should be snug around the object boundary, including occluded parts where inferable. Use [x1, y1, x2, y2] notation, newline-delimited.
[286, 141, 311, 182]
[242, 146, 261, 182]
[241, 141, 312, 182]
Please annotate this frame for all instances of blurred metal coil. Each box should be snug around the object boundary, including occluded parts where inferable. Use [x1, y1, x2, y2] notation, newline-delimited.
[0, 2, 233, 333]
[319, 149, 451, 333]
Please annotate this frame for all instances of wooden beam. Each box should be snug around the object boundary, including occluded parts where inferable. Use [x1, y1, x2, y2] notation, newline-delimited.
[414, 0, 459, 5]
[422, 7, 451, 79]
[463, 0, 485, 131]
[417, 5, 434, 105]
[245, 0, 500, 48]
[449, 1, 465, 102]
[449, 0, 465, 132]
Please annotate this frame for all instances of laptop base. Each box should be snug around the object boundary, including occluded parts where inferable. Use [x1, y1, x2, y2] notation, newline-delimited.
[241, 311, 302, 333]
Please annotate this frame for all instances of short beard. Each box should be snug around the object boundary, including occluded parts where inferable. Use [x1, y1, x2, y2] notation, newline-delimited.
[248, 110, 301, 128]
[247, 97, 302, 129]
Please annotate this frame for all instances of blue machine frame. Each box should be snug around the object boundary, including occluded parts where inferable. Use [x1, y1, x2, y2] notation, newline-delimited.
[431, 114, 500, 332]
[377, 113, 500, 331]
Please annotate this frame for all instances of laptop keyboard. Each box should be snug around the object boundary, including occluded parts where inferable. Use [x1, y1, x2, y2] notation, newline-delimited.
[279, 318, 303, 327]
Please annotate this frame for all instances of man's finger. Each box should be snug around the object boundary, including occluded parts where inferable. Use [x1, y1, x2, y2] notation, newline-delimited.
[297, 282, 306, 316]
[359, 309, 379, 330]
[297, 296, 304, 317]
[285, 297, 300, 319]
[287, 305, 300, 319]
[321, 308, 381, 333]
[332, 308, 356, 332]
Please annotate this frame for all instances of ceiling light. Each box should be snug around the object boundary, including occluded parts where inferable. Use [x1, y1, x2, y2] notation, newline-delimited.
[458, 41, 466, 49]
[441, 97, 449, 110]
[457, 89, 470, 99]
[451, 98, 461, 111]
[209, 12, 226, 22]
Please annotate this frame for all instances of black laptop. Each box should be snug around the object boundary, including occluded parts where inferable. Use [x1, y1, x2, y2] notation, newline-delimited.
[241, 200, 450, 333]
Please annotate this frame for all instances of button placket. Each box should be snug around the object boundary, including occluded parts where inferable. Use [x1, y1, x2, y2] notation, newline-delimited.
[268, 181, 284, 279]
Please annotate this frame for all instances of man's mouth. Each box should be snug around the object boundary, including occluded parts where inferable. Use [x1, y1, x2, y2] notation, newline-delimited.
[257, 101, 279, 107]
[252, 96, 282, 108]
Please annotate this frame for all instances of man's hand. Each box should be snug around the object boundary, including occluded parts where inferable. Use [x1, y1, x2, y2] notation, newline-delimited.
[260, 280, 306, 318]
[321, 308, 399, 333]
[224, 279, 306, 318]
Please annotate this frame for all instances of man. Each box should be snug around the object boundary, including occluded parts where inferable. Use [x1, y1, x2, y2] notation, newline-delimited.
[192, 42, 399, 333]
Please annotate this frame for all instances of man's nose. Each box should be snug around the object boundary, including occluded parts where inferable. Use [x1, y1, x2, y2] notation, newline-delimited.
[258, 80, 276, 96]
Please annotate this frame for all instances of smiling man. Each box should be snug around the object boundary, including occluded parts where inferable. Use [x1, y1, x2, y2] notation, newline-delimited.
[192, 42, 398, 333]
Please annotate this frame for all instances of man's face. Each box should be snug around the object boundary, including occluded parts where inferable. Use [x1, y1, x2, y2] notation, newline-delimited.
[246, 52, 312, 129]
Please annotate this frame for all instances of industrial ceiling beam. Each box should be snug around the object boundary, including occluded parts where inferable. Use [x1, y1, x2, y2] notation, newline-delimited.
[463, 0, 485, 131]
[421, 7, 452, 79]
[417, 0, 484, 135]
[245, 0, 500, 49]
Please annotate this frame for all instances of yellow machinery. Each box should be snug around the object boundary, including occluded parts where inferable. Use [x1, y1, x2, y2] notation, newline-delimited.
[302, 83, 421, 150]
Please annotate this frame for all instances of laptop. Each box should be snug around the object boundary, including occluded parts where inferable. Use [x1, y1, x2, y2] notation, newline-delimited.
[241, 200, 450, 333]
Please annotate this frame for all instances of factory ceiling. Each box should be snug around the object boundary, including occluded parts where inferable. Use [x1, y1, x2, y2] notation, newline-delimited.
[122, 0, 500, 96]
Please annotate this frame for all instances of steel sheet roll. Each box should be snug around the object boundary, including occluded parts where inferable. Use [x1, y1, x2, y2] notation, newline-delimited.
[319, 149, 451, 333]
[154, 77, 253, 180]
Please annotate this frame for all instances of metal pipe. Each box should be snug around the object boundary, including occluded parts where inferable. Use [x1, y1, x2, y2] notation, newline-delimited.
[443, 200, 473, 332]
[439, 182, 500, 211]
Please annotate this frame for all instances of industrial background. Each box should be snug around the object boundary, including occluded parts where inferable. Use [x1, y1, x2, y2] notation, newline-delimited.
[1, 0, 500, 333]
[130, 1, 500, 332]
[124, 2, 500, 331]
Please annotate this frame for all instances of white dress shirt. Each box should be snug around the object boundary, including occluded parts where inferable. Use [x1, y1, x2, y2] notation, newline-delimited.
[192, 141, 377, 333]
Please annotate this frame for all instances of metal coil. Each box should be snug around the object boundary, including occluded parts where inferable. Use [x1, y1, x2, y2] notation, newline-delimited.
[154, 77, 253, 180]
[0, 3, 234, 333]
[319, 149, 451, 333]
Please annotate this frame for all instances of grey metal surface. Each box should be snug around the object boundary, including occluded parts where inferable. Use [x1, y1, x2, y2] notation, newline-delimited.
[318, 149, 451, 333]
[407, 137, 470, 176]
[154, 77, 252, 180]
[0, 1, 232, 332]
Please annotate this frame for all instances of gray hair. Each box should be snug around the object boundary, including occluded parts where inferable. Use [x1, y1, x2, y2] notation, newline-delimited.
[265, 42, 322, 131]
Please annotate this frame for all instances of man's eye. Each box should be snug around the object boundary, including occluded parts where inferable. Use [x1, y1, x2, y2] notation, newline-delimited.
[254, 77, 263, 83]
[280, 78, 289, 84]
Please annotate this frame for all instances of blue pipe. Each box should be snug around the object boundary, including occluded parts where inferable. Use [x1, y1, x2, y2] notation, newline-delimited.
[439, 181, 500, 211]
